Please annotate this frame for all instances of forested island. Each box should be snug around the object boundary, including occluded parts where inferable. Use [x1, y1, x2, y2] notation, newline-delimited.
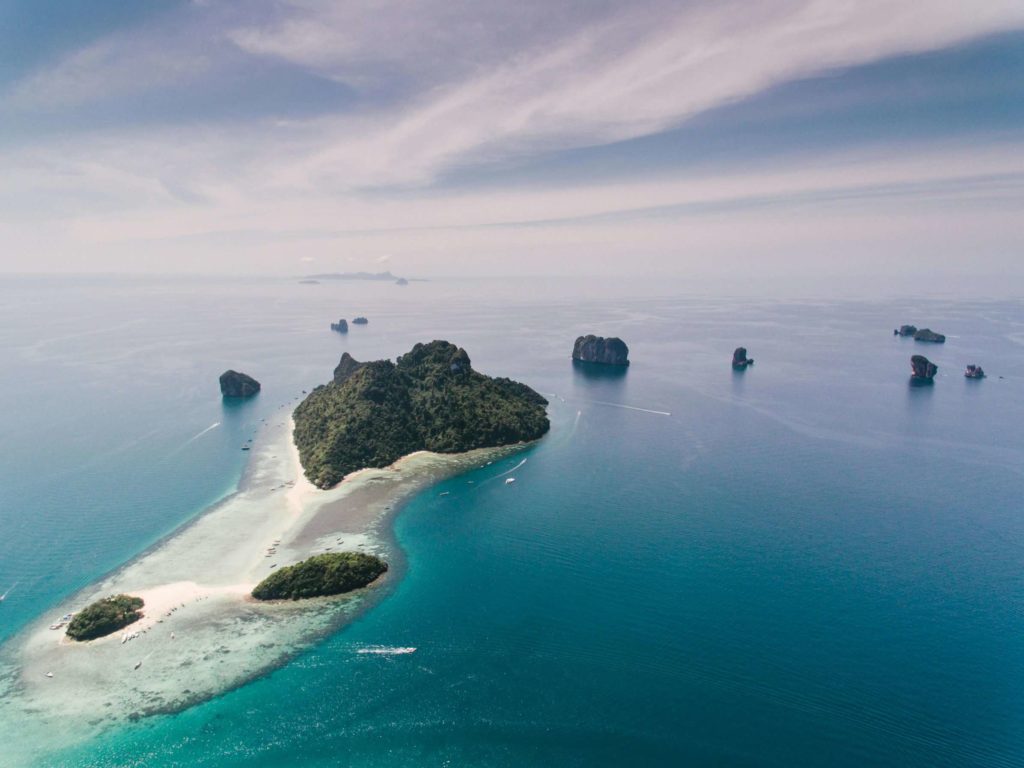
[65, 595, 144, 641]
[251, 553, 387, 600]
[293, 340, 550, 488]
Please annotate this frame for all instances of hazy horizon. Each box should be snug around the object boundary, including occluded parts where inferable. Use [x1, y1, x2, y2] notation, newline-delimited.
[1, 1, 1023, 288]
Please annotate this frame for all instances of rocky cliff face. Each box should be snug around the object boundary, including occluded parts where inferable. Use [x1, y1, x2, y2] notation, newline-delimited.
[910, 355, 937, 381]
[333, 352, 366, 384]
[732, 347, 753, 368]
[913, 328, 945, 343]
[572, 335, 630, 366]
[220, 370, 261, 398]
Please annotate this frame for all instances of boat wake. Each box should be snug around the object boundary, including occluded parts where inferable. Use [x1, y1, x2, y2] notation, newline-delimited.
[185, 422, 222, 444]
[582, 399, 671, 416]
[495, 458, 527, 478]
[356, 646, 417, 655]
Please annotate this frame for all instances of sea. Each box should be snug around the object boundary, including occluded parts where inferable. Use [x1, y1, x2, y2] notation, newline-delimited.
[0, 274, 1022, 767]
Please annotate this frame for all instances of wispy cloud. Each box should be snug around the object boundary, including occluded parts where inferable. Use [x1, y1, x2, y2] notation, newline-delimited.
[0, 0, 1022, 278]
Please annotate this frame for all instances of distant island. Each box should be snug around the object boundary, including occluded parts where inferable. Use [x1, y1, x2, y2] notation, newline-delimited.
[293, 340, 550, 488]
[911, 354, 938, 382]
[66, 595, 144, 641]
[913, 328, 945, 343]
[894, 324, 946, 343]
[220, 370, 261, 398]
[330, 319, 348, 333]
[251, 553, 387, 601]
[572, 335, 630, 366]
[732, 347, 754, 369]
[352, 316, 369, 325]
[304, 271, 421, 284]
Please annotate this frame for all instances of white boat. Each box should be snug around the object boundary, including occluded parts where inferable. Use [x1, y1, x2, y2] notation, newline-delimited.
[505, 477, 516, 485]
[44, 672, 53, 678]
[121, 632, 128, 644]
[357, 646, 416, 655]
[134, 661, 142, 670]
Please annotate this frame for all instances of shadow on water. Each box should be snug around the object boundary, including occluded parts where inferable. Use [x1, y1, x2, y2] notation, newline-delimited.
[220, 394, 262, 437]
[906, 377, 936, 414]
[571, 359, 629, 382]
[731, 365, 748, 396]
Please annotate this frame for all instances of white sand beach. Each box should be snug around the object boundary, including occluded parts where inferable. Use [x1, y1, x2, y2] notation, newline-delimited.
[0, 409, 517, 756]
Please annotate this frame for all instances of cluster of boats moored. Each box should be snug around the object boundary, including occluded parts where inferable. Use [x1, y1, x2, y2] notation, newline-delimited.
[266, 539, 280, 568]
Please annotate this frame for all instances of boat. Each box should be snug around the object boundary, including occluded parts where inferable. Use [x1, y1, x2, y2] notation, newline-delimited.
[134, 661, 142, 670]
[357, 646, 416, 655]
[439, 491, 451, 497]
[44, 672, 53, 678]
[505, 477, 516, 485]
[121, 632, 128, 644]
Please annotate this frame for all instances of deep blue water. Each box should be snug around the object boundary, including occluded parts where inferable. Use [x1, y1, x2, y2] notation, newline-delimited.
[2, 277, 1023, 766]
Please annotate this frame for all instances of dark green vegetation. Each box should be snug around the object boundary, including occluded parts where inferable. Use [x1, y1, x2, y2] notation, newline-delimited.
[65, 594, 144, 641]
[293, 341, 550, 488]
[251, 552, 388, 600]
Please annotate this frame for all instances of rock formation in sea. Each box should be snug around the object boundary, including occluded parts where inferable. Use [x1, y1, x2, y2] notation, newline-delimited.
[732, 347, 754, 369]
[294, 340, 550, 488]
[330, 319, 348, 333]
[910, 355, 938, 381]
[352, 316, 369, 325]
[913, 328, 946, 343]
[219, 370, 261, 398]
[572, 335, 630, 366]
[965, 364, 986, 379]
[395, 277, 409, 286]
[894, 325, 917, 337]
[332, 352, 366, 384]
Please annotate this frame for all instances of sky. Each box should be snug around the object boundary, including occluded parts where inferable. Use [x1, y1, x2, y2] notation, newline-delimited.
[1, 0, 1023, 285]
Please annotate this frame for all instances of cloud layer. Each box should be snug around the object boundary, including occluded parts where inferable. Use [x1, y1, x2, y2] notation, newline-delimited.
[1, 0, 1022, 279]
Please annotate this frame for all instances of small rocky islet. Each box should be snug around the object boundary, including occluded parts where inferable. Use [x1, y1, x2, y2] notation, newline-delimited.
[910, 354, 938, 382]
[330, 319, 348, 333]
[572, 335, 629, 366]
[219, 370, 261, 398]
[894, 324, 945, 343]
[732, 347, 754, 369]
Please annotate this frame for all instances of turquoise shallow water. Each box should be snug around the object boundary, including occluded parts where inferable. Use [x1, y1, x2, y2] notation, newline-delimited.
[2, 277, 1023, 766]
